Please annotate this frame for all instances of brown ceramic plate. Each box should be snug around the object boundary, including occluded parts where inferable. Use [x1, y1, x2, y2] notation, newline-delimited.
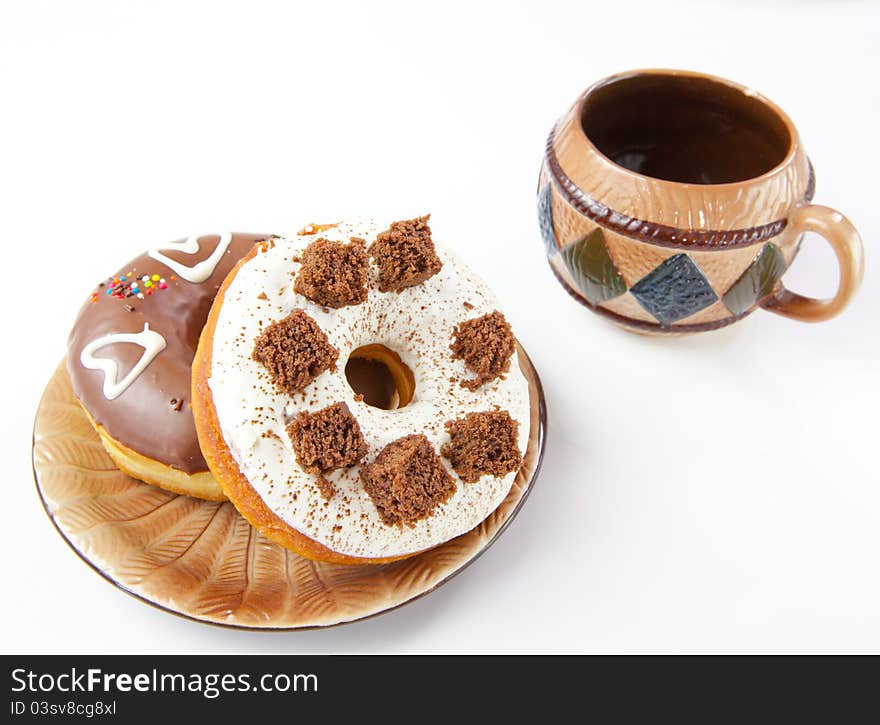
[32, 348, 545, 630]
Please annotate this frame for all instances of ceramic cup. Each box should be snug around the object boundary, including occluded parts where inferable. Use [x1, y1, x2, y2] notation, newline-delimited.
[538, 69, 864, 334]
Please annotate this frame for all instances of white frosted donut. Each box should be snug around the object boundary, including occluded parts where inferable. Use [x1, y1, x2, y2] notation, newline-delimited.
[204, 219, 531, 560]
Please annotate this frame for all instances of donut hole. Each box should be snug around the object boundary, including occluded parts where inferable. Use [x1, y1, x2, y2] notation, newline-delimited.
[345, 344, 415, 410]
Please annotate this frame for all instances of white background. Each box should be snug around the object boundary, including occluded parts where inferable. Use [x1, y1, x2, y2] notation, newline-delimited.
[1, 0, 877, 654]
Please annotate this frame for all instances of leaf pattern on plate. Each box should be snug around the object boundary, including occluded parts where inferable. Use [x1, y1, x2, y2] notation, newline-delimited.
[32, 357, 545, 629]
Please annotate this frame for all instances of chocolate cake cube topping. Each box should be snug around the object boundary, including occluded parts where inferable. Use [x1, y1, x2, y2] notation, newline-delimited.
[359, 434, 456, 526]
[294, 237, 370, 308]
[287, 401, 368, 475]
[369, 215, 443, 292]
[450, 310, 515, 390]
[442, 410, 521, 483]
[252, 309, 338, 395]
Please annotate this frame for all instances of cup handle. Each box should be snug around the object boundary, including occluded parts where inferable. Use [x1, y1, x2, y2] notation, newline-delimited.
[761, 204, 865, 322]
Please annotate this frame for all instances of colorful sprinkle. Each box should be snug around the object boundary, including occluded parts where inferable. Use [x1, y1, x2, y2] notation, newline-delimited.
[94, 270, 173, 304]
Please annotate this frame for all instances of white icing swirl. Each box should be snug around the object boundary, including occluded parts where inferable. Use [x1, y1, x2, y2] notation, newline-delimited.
[80, 323, 166, 400]
[148, 232, 233, 283]
[207, 219, 531, 559]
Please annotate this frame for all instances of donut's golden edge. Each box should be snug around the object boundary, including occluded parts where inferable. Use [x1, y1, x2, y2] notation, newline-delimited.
[79, 404, 227, 501]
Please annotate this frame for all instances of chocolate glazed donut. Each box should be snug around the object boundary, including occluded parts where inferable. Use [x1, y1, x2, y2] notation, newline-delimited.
[67, 233, 273, 500]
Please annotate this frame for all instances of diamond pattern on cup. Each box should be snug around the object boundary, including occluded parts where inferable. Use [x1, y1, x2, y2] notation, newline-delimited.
[560, 228, 627, 305]
[721, 243, 786, 316]
[537, 183, 558, 256]
[630, 253, 718, 326]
